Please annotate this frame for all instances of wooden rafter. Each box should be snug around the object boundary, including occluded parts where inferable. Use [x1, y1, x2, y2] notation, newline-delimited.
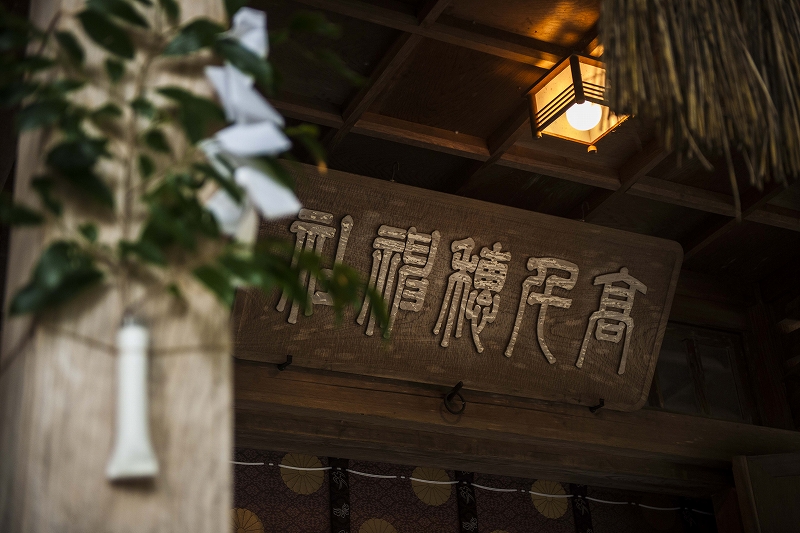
[291, 0, 567, 68]
[272, 96, 800, 232]
[683, 183, 785, 261]
[322, 0, 452, 153]
[454, 25, 601, 196]
[569, 139, 669, 222]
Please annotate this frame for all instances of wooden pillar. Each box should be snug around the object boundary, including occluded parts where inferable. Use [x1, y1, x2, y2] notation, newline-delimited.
[0, 0, 232, 531]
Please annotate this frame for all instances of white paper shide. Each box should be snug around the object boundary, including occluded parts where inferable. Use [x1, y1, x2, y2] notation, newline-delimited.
[106, 317, 159, 481]
[203, 7, 301, 239]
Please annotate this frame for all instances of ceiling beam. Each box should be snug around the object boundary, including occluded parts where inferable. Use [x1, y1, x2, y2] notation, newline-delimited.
[570, 140, 669, 221]
[453, 25, 602, 196]
[291, 0, 567, 68]
[683, 182, 785, 261]
[272, 96, 800, 232]
[323, 0, 453, 153]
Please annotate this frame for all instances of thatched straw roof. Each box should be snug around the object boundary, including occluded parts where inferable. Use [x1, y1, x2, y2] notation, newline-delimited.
[601, 0, 800, 216]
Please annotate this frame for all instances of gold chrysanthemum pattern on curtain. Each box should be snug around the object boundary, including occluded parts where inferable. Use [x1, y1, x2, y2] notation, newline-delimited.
[359, 518, 397, 533]
[280, 453, 324, 495]
[530, 480, 568, 519]
[231, 508, 264, 533]
[410, 467, 452, 506]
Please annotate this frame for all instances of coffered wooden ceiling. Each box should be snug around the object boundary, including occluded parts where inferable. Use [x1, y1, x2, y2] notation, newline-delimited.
[257, 0, 800, 285]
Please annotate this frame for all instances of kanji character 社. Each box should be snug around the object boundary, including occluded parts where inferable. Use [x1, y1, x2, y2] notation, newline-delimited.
[276, 208, 354, 323]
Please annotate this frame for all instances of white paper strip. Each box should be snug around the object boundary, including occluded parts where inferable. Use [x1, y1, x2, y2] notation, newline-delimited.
[215, 121, 291, 156]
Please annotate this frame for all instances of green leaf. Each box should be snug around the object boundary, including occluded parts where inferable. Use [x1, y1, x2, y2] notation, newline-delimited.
[10, 56, 55, 73]
[162, 18, 223, 55]
[87, 0, 149, 28]
[193, 162, 242, 202]
[130, 96, 155, 117]
[119, 239, 166, 265]
[90, 102, 123, 125]
[289, 11, 341, 38]
[47, 138, 108, 174]
[214, 38, 274, 93]
[315, 48, 365, 86]
[143, 129, 170, 153]
[77, 9, 135, 59]
[138, 154, 155, 179]
[193, 264, 235, 307]
[65, 170, 115, 208]
[17, 99, 68, 131]
[31, 176, 63, 215]
[105, 58, 125, 82]
[156, 86, 225, 143]
[133, 0, 153, 6]
[55, 31, 85, 65]
[157, 0, 179, 24]
[0, 81, 37, 107]
[78, 222, 98, 242]
[0, 194, 43, 225]
[285, 123, 326, 164]
[9, 241, 103, 315]
[224, 0, 247, 19]
[166, 282, 184, 300]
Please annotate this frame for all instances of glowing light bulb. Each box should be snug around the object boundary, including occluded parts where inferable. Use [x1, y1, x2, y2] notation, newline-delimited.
[566, 101, 602, 131]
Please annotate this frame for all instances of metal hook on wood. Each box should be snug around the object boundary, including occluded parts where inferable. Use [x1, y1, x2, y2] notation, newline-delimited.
[277, 354, 293, 371]
[589, 398, 605, 413]
[444, 381, 466, 415]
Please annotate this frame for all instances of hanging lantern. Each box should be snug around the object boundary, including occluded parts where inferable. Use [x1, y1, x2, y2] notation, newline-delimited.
[526, 54, 627, 151]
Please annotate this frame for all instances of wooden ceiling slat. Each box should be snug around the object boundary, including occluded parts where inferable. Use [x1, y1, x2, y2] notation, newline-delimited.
[323, 0, 453, 153]
[271, 95, 800, 231]
[570, 140, 668, 222]
[291, 0, 567, 67]
[324, 32, 424, 152]
[683, 183, 785, 261]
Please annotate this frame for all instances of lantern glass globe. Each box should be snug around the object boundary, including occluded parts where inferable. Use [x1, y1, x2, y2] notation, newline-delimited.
[566, 101, 602, 131]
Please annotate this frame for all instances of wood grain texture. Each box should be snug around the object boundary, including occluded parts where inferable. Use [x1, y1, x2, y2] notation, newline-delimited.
[0, 0, 232, 531]
[233, 359, 800, 497]
[733, 453, 800, 533]
[233, 162, 683, 411]
[290, 0, 568, 68]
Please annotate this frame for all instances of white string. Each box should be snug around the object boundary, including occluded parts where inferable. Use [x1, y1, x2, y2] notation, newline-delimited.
[586, 496, 629, 505]
[409, 477, 459, 485]
[278, 464, 331, 472]
[231, 462, 712, 514]
[529, 490, 573, 499]
[346, 468, 396, 479]
[638, 504, 682, 511]
[471, 483, 519, 493]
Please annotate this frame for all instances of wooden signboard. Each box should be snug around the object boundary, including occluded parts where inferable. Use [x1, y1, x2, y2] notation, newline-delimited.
[233, 163, 683, 411]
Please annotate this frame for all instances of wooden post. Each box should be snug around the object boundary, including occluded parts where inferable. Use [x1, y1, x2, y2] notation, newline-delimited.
[0, 0, 232, 531]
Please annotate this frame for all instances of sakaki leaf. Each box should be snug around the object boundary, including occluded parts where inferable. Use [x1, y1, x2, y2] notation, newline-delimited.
[162, 19, 224, 55]
[77, 9, 135, 59]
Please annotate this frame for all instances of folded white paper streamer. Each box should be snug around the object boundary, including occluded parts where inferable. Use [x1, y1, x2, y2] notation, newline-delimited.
[106, 318, 159, 481]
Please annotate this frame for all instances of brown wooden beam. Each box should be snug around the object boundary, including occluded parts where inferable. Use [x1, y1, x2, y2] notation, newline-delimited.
[291, 0, 567, 68]
[324, 32, 423, 152]
[323, 0, 453, 153]
[683, 183, 785, 261]
[272, 96, 800, 231]
[570, 140, 669, 221]
[234, 359, 800, 497]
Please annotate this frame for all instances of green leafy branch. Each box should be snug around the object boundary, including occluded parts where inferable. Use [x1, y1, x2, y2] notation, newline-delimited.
[0, 0, 387, 333]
